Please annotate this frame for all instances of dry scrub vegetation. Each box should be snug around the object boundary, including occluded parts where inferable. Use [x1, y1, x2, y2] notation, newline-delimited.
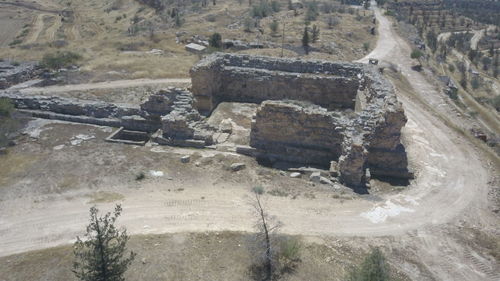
[0, 0, 377, 81]
[0, 232, 410, 281]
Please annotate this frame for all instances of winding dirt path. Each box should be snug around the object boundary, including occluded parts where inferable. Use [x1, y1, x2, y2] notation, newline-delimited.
[18, 78, 192, 94]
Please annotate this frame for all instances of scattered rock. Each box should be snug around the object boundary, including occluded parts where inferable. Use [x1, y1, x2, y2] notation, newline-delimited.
[0, 147, 6, 155]
[141, 258, 147, 264]
[329, 161, 339, 177]
[290, 172, 302, 178]
[319, 176, 333, 185]
[218, 118, 233, 133]
[230, 163, 246, 172]
[180, 155, 190, 163]
[309, 171, 321, 183]
[149, 170, 164, 177]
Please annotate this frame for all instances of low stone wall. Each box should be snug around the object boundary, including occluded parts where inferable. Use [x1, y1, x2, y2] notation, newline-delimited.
[0, 88, 214, 137]
[190, 53, 363, 114]
[0, 61, 39, 90]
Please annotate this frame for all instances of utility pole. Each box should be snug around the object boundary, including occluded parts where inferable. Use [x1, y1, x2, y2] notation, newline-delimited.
[281, 21, 286, 57]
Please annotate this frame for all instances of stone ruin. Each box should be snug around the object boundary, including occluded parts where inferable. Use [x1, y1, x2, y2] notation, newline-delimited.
[191, 53, 412, 186]
[0, 61, 39, 89]
[1, 53, 412, 188]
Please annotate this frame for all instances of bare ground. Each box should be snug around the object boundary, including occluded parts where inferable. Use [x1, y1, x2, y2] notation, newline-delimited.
[0, 1, 499, 281]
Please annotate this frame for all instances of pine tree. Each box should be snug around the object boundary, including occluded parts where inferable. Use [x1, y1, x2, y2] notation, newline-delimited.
[311, 24, 320, 43]
[209, 32, 222, 49]
[73, 205, 136, 281]
[302, 26, 310, 54]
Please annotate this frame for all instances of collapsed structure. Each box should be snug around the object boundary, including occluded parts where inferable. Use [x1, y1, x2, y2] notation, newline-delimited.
[1, 53, 412, 187]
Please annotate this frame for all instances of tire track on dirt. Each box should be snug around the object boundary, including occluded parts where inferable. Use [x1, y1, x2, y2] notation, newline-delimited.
[24, 14, 47, 44]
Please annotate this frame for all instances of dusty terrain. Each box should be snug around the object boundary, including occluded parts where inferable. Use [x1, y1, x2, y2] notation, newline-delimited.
[0, 0, 377, 81]
[0, 1, 499, 281]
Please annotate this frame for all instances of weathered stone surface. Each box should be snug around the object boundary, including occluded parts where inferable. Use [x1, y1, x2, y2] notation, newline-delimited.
[200, 54, 412, 188]
[309, 172, 321, 183]
[338, 141, 368, 187]
[329, 161, 339, 177]
[0, 61, 39, 89]
[250, 100, 345, 166]
[180, 155, 190, 163]
[230, 163, 246, 171]
[290, 172, 302, 178]
[190, 53, 363, 114]
[319, 176, 333, 185]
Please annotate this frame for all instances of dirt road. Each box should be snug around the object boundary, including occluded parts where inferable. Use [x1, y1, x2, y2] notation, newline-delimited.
[0, 2, 498, 280]
[17, 78, 192, 94]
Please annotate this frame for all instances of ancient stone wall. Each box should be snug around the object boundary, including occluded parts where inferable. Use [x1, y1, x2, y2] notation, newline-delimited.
[190, 53, 363, 114]
[250, 100, 346, 166]
[190, 54, 413, 187]
[0, 61, 39, 89]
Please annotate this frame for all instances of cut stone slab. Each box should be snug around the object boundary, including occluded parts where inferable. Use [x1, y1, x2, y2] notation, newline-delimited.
[230, 163, 246, 172]
[185, 43, 206, 54]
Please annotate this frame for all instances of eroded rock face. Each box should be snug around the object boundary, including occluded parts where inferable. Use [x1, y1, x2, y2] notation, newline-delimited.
[0, 61, 39, 89]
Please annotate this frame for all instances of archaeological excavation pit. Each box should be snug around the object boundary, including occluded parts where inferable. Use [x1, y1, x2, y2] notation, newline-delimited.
[105, 127, 150, 146]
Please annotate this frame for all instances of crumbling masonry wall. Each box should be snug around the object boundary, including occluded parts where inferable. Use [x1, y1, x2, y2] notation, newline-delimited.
[191, 53, 412, 187]
[190, 53, 362, 114]
[1, 53, 412, 188]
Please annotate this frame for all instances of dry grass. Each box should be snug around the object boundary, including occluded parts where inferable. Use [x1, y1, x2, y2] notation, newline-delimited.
[0, 0, 377, 80]
[0, 152, 37, 187]
[0, 232, 410, 281]
[87, 191, 125, 203]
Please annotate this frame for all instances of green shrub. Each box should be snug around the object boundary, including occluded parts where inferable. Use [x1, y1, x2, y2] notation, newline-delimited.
[252, 186, 264, 194]
[411, 49, 423, 60]
[363, 42, 370, 52]
[471, 77, 481, 89]
[305, 2, 319, 22]
[40, 51, 82, 70]
[384, 10, 395, 16]
[252, 2, 273, 18]
[271, 1, 280, 12]
[269, 19, 279, 34]
[9, 39, 23, 46]
[209, 32, 222, 49]
[347, 248, 393, 281]
[0, 98, 14, 117]
[490, 95, 500, 111]
[277, 237, 301, 273]
[135, 172, 146, 181]
[448, 64, 455, 72]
